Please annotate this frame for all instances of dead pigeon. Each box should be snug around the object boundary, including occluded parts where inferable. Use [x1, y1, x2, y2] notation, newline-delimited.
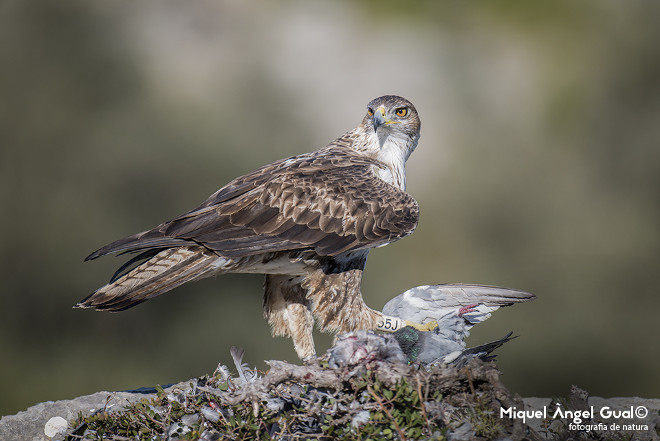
[383, 284, 535, 365]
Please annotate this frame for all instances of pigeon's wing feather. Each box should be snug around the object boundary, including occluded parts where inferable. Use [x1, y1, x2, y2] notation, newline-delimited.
[383, 284, 535, 324]
[399, 284, 535, 308]
[451, 332, 516, 367]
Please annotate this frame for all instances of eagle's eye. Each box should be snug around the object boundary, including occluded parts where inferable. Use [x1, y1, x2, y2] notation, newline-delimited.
[367, 107, 374, 116]
[395, 107, 408, 118]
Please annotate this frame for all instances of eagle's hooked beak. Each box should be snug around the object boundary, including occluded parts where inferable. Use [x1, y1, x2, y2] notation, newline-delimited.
[372, 106, 400, 132]
[373, 106, 387, 131]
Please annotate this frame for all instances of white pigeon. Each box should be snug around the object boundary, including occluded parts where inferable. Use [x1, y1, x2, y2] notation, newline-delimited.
[383, 284, 535, 365]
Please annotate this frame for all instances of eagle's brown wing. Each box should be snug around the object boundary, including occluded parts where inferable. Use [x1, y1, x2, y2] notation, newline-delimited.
[85, 147, 419, 261]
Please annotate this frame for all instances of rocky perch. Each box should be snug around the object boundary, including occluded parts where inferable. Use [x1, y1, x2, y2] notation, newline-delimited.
[4, 289, 657, 440]
[2, 352, 659, 440]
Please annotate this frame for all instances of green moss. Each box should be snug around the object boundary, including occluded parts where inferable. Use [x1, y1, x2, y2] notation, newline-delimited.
[465, 396, 503, 439]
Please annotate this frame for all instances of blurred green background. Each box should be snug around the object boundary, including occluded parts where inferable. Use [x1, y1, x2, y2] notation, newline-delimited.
[1, 0, 659, 416]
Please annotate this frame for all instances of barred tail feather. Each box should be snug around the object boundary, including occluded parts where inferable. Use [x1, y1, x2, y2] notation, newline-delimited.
[76, 246, 218, 312]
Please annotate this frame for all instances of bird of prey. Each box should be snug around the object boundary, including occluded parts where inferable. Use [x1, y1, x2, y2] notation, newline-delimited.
[78, 95, 434, 360]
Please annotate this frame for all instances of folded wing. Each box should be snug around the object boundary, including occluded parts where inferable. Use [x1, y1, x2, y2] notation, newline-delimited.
[86, 147, 419, 261]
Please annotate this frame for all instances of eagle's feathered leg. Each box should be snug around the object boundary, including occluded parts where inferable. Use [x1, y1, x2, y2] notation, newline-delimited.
[303, 266, 439, 337]
[263, 274, 316, 360]
[303, 268, 382, 336]
[263, 269, 385, 360]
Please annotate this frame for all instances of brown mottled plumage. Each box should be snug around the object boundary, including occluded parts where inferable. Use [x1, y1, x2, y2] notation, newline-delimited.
[79, 95, 423, 360]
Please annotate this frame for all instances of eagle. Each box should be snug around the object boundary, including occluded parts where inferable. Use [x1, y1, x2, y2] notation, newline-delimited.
[78, 95, 434, 360]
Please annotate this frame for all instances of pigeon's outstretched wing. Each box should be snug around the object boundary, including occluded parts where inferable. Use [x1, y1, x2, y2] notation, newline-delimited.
[383, 284, 535, 336]
[384, 284, 535, 365]
[86, 147, 419, 262]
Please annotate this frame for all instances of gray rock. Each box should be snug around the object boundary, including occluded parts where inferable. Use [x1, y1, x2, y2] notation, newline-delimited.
[0, 390, 156, 441]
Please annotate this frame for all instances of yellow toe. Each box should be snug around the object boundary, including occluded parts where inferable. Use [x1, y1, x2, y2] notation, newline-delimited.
[405, 320, 438, 332]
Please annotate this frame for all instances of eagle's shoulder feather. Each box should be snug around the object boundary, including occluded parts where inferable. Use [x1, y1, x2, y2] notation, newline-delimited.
[86, 145, 418, 260]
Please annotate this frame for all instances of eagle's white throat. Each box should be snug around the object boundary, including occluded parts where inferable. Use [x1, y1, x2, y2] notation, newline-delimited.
[358, 126, 418, 191]
[377, 131, 416, 190]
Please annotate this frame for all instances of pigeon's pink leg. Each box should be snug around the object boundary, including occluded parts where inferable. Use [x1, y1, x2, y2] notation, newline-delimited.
[458, 303, 479, 317]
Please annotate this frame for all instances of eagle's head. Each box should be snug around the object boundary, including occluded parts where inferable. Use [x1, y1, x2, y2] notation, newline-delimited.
[362, 95, 421, 142]
[356, 95, 421, 189]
